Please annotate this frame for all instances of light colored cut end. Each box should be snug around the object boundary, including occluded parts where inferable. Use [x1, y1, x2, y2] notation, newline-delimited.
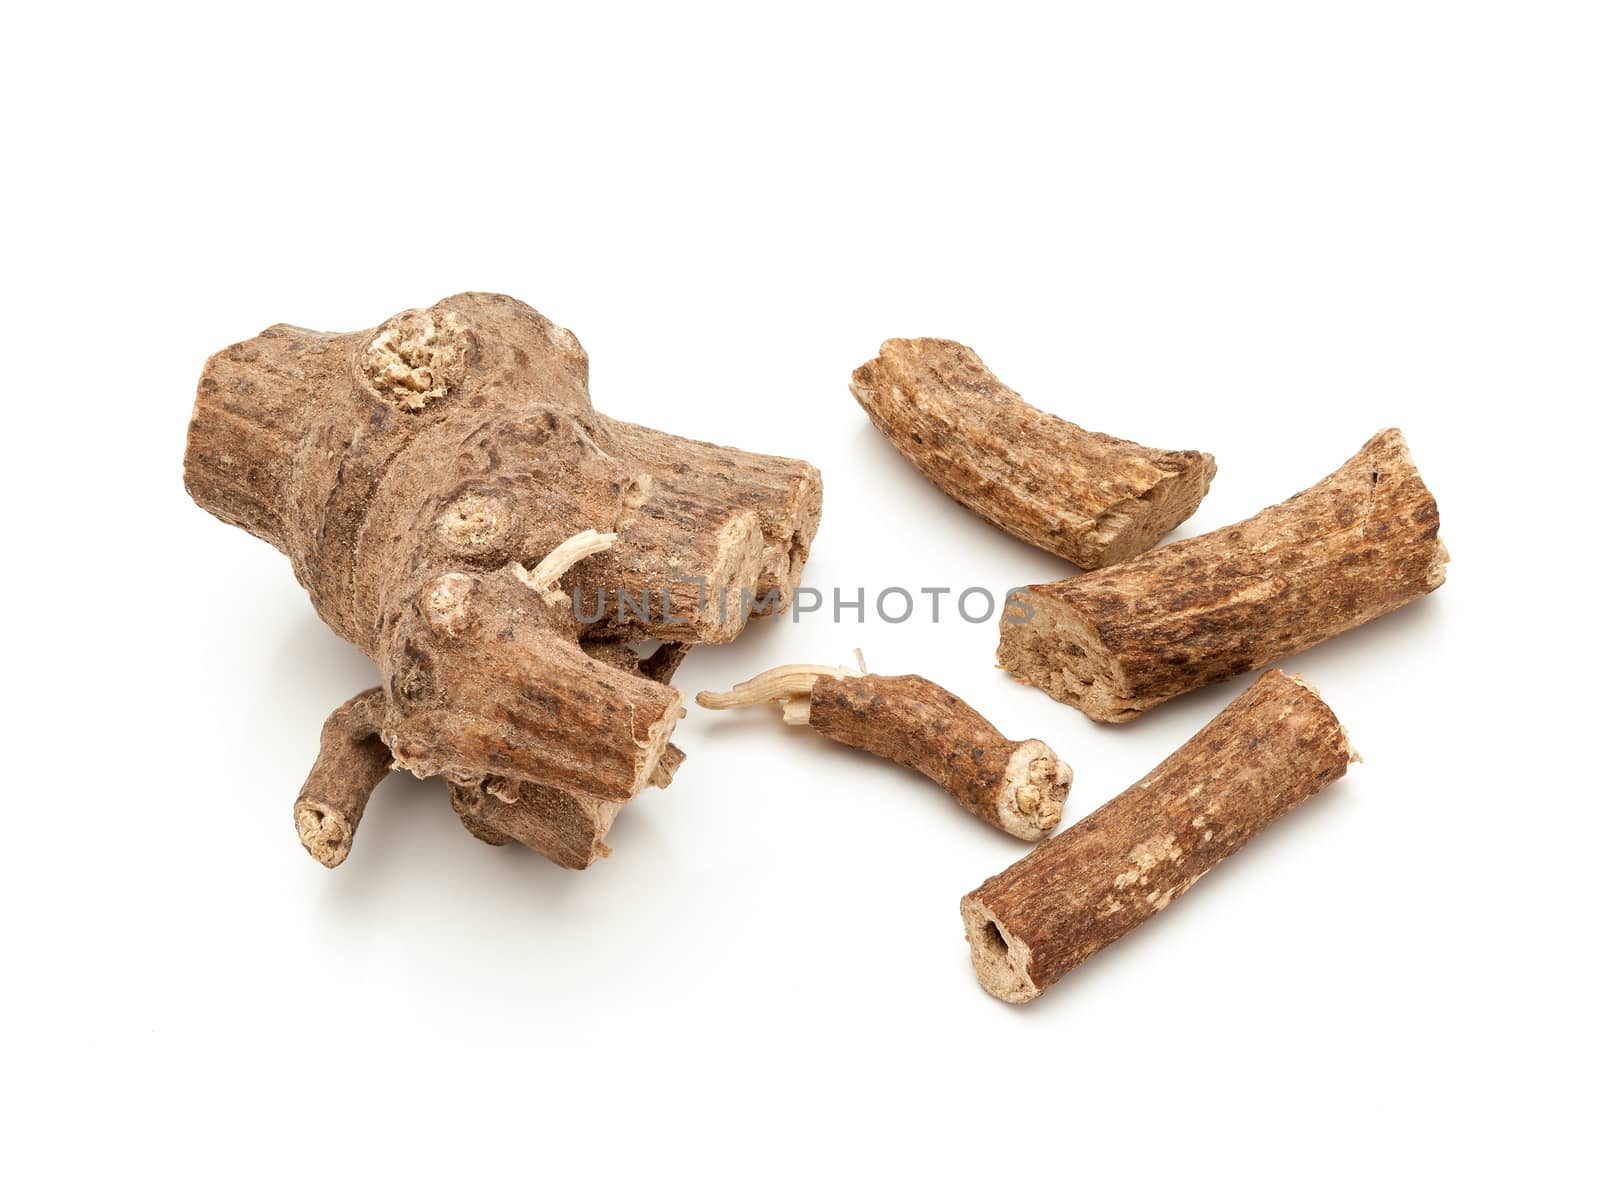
[689, 509, 767, 643]
[633, 692, 687, 796]
[761, 465, 825, 606]
[995, 741, 1071, 839]
[294, 800, 353, 869]
[1427, 537, 1450, 591]
[960, 895, 1040, 1004]
[1386, 428, 1449, 593]
[1083, 453, 1218, 568]
[650, 744, 686, 789]
[998, 591, 1145, 722]
[360, 308, 469, 410]
[1278, 671, 1359, 764]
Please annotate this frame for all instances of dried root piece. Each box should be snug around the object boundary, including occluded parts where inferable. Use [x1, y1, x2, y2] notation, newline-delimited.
[999, 428, 1447, 722]
[448, 778, 627, 869]
[601, 418, 823, 611]
[294, 689, 392, 868]
[698, 659, 1071, 840]
[851, 339, 1215, 568]
[386, 542, 682, 802]
[962, 670, 1353, 1003]
[185, 293, 820, 869]
[567, 484, 767, 643]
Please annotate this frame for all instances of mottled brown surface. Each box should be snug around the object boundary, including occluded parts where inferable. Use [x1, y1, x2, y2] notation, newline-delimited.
[448, 778, 625, 870]
[697, 666, 1071, 841]
[185, 293, 821, 868]
[962, 670, 1352, 1003]
[998, 428, 1447, 722]
[601, 417, 822, 611]
[382, 571, 677, 800]
[850, 339, 1216, 568]
[293, 688, 391, 868]
[809, 674, 1071, 840]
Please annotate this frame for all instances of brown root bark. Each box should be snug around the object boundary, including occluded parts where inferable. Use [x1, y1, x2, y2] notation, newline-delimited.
[698, 663, 1071, 840]
[185, 294, 819, 868]
[382, 556, 683, 802]
[565, 481, 766, 643]
[638, 642, 692, 684]
[600, 417, 823, 611]
[448, 779, 626, 868]
[962, 670, 1353, 1003]
[446, 743, 683, 869]
[997, 428, 1446, 722]
[851, 339, 1215, 568]
[294, 689, 393, 868]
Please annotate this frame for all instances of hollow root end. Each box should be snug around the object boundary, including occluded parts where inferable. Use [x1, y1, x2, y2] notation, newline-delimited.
[960, 895, 1040, 1004]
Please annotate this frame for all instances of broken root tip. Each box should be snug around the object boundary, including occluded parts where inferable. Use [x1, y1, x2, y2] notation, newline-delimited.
[294, 800, 353, 869]
[960, 896, 1040, 1004]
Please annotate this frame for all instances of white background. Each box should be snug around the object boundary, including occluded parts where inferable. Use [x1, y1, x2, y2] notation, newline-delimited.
[4, 3, 1595, 1195]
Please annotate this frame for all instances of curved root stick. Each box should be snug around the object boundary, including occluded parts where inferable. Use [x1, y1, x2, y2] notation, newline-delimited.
[851, 339, 1215, 568]
[697, 662, 1070, 841]
[294, 689, 393, 868]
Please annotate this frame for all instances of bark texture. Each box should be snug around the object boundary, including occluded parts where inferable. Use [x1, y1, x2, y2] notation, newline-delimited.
[851, 338, 1216, 568]
[697, 665, 1071, 840]
[185, 293, 821, 868]
[600, 417, 822, 613]
[962, 670, 1353, 1003]
[294, 688, 392, 868]
[998, 428, 1447, 722]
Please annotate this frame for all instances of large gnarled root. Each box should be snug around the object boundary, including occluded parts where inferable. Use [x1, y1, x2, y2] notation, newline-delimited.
[998, 428, 1447, 722]
[185, 294, 820, 869]
[851, 338, 1215, 569]
[699, 656, 1070, 841]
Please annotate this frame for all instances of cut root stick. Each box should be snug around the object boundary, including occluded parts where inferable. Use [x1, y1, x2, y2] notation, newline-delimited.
[961, 670, 1353, 1003]
[998, 428, 1448, 722]
[851, 338, 1215, 568]
[698, 662, 1071, 840]
[294, 688, 393, 868]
